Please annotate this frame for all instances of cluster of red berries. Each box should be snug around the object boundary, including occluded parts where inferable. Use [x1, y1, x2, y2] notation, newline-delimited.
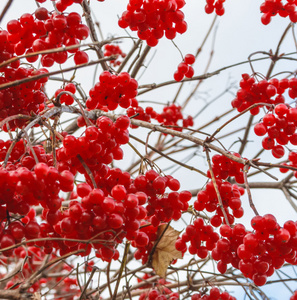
[43, 182, 147, 260]
[139, 286, 179, 300]
[54, 82, 77, 105]
[0, 139, 52, 168]
[173, 54, 195, 82]
[204, 0, 226, 16]
[132, 177, 190, 264]
[260, 0, 297, 25]
[0, 209, 40, 257]
[280, 151, 297, 178]
[231, 74, 297, 116]
[212, 215, 297, 286]
[7, 9, 89, 66]
[254, 103, 297, 158]
[191, 287, 236, 300]
[104, 44, 127, 67]
[58, 116, 130, 174]
[0, 116, 131, 257]
[126, 102, 157, 128]
[211, 224, 249, 278]
[194, 180, 245, 227]
[134, 169, 191, 225]
[155, 104, 194, 131]
[0, 152, 74, 221]
[208, 154, 245, 184]
[118, 0, 187, 47]
[86, 71, 138, 111]
[0, 65, 48, 130]
[133, 223, 159, 264]
[35, 0, 83, 12]
[0, 113, 193, 262]
[175, 217, 220, 258]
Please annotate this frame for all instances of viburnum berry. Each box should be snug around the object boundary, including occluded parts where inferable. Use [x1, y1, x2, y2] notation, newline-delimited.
[74, 50, 89, 65]
[174, 54, 195, 81]
[260, 0, 297, 24]
[204, 0, 226, 16]
[118, 0, 188, 46]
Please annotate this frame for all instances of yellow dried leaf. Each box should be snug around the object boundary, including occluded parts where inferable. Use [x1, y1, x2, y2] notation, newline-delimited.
[152, 224, 182, 278]
[33, 292, 41, 300]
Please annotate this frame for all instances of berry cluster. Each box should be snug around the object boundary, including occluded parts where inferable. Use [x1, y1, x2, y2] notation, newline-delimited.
[118, 0, 187, 47]
[45, 184, 147, 260]
[133, 223, 159, 264]
[212, 216, 297, 286]
[173, 54, 195, 82]
[254, 103, 297, 158]
[191, 287, 236, 300]
[134, 169, 191, 226]
[35, 0, 83, 12]
[0, 115, 132, 257]
[0, 65, 48, 130]
[0, 6, 92, 127]
[104, 44, 126, 67]
[54, 82, 77, 105]
[86, 71, 138, 111]
[155, 104, 194, 132]
[260, 0, 297, 25]
[59, 116, 130, 172]
[139, 285, 179, 300]
[0, 148, 74, 220]
[0, 112, 192, 263]
[7, 9, 89, 66]
[204, 0, 226, 16]
[231, 74, 297, 115]
[207, 154, 245, 184]
[126, 102, 157, 128]
[132, 178, 192, 265]
[194, 180, 245, 226]
[0, 209, 40, 257]
[175, 217, 220, 258]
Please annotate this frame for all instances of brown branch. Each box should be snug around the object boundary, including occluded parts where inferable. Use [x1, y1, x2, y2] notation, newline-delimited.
[208, 103, 272, 143]
[243, 164, 259, 216]
[81, 0, 108, 71]
[131, 45, 151, 78]
[117, 40, 142, 73]
[0, 289, 36, 300]
[129, 134, 207, 177]
[0, 0, 13, 23]
[0, 57, 115, 91]
[111, 242, 130, 300]
[282, 186, 297, 213]
[238, 114, 254, 156]
[137, 56, 271, 96]
[20, 249, 85, 292]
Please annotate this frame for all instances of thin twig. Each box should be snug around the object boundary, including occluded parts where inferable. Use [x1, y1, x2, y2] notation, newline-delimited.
[243, 164, 259, 216]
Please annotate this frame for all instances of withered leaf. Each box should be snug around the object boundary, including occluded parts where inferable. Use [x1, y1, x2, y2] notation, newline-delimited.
[152, 224, 182, 278]
[33, 292, 41, 300]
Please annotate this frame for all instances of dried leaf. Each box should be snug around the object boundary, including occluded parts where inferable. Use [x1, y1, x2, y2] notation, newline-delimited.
[33, 292, 41, 300]
[152, 224, 182, 278]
